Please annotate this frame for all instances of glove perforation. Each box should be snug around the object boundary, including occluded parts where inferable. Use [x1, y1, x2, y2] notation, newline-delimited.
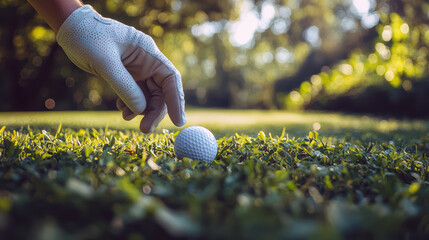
[57, 5, 186, 129]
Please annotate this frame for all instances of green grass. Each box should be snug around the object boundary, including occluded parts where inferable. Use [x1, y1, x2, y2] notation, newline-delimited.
[1, 110, 429, 239]
[1, 109, 428, 138]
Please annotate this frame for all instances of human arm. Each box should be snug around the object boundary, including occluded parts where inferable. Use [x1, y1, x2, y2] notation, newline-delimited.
[27, 0, 83, 34]
[27, 1, 187, 133]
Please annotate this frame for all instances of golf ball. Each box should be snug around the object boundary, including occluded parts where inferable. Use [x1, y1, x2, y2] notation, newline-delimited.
[174, 126, 218, 163]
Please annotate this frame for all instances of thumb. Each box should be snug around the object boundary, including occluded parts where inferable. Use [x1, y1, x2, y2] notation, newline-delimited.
[96, 56, 146, 114]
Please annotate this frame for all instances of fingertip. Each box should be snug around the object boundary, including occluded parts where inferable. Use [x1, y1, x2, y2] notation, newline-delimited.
[165, 102, 186, 127]
[120, 107, 137, 121]
[139, 105, 168, 134]
[169, 108, 186, 127]
[123, 112, 137, 121]
[174, 116, 186, 127]
[139, 118, 157, 133]
[140, 125, 154, 134]
[118, 97, 146, 115]
[139, 125, 151, 134]
[116, 98, 126, 110]
[130, 100, 146, 115]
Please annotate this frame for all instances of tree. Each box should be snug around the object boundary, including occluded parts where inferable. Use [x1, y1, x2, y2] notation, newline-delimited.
[1, 0, 428, 115]
[0, 0, 231, 111]
[279, 0, 429, 117]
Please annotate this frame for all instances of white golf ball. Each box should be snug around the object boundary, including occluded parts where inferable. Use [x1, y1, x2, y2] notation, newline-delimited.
[174, 126, 218, 163]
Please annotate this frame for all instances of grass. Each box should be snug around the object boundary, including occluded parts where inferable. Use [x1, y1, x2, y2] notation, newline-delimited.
[1, 109, 428, 138]
[0, 109, 429, 239]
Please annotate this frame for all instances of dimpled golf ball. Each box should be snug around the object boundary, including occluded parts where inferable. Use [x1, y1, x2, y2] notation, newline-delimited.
[174, 126, 218, 163]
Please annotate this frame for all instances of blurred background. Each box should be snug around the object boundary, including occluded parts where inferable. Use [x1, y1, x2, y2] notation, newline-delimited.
[0, 0, 428, 117]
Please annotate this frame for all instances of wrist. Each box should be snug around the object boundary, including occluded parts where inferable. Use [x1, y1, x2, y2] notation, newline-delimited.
[27, 0, 83, 34]
[56, 5, 98, 45]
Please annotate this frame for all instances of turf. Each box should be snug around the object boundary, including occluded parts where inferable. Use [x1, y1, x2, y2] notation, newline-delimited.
[1, 109, 428, 138]
[0, 110, 428, 239]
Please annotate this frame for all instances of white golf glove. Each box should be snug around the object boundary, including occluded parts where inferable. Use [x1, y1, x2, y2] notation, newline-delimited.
[56, 5, 186, 133]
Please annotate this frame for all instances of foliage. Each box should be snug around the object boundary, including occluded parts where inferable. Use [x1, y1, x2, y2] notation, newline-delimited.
[283, 7, 429, 116]
[2, 0, 427, 112]
[0, 0, 230, 110]
[1, 123, 429, 239]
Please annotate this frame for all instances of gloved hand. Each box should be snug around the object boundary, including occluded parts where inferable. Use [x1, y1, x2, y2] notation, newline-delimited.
[56, 5, 186, 133]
